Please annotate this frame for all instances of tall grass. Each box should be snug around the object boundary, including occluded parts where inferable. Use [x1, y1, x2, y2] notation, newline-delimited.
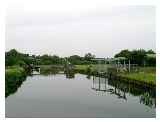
[119, 67, 156, 85]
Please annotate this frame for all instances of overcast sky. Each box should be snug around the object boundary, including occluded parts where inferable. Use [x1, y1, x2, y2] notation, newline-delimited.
[6, 2, 155, 58]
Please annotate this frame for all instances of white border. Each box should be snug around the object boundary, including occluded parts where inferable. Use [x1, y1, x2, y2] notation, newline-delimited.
[0, 0, 6, 119]
[156, 1, 160, 120]
[0, 0, 160, 122]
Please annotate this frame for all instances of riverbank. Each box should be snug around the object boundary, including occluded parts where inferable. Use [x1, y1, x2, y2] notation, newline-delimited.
[117, 67, 155, 86]
[32, 64, 156, 87]
[74, 65, 156, 87]
[5, 66, 27, 97]
[39, 65, 63, 74]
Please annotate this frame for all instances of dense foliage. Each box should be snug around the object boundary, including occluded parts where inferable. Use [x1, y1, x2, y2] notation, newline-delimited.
[5, 49, 156, 66]
[5, 49, 33, 66]
[5, 49, 97, 66]
[114, 49, 156, 66]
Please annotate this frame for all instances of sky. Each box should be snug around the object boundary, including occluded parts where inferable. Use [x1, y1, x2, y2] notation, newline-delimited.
[6, 1, 155, 58]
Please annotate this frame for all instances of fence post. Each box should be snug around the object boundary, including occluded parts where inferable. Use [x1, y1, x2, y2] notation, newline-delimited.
[129, 60, 130, 72]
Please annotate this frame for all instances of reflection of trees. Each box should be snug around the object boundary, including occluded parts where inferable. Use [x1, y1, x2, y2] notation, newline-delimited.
[6, 75, 27, 97]
[140, 92, 156, 108]
[40, 65, 76, 79]
[64, 63, 75, 79]
[64, 69, 75, 79]
[91, 76, 156, 107]
[86, 75, 91, 79]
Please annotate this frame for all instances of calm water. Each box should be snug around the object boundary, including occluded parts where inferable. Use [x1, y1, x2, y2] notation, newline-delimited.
[6, 73, 156, 118]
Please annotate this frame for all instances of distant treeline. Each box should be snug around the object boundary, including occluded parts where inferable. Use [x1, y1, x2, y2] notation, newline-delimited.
[5, 49, 96, 66]
[5, 49, 156, 66]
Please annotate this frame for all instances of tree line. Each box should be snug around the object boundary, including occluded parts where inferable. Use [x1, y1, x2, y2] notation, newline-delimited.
[5, 49, 156, 67]
[5, 49, 96, 66]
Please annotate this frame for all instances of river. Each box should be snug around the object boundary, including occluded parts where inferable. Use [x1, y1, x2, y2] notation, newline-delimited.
[6, 73, 156, 118]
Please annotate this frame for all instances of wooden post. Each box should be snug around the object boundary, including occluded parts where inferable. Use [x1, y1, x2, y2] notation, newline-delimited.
[117, 60, 118, 72]
[105, 77, 107, 91]
[92, 76, 95, 89]
[129, 60, 130, 72]
[99, 77, 100, 91]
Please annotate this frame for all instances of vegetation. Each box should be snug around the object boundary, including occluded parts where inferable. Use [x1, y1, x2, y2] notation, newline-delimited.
[40, 65, 63, 74]
[118, 67, 156, 85]
[5, 49, 97, 66]
[74, 65, 156, 85]
[5, 48, 156, 96]
[114, 49, 156, 66]
[5, 49, 33, 66]
[5, 66, 27, 97]
[6, 49, 156, 66]
[74, 65, 92, 71]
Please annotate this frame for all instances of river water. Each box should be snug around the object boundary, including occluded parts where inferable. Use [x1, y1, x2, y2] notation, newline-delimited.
[6, 73, 156, 118]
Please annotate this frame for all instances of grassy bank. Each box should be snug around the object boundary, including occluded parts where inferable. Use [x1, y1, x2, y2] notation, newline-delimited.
[40, 65, 63, 74]
[74, 65, 156, 86]
[118, 67, 156, 86]
[5, 66, 27, 97]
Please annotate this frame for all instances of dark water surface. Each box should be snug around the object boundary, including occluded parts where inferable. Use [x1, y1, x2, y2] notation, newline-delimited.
[6, 74, 156, 118]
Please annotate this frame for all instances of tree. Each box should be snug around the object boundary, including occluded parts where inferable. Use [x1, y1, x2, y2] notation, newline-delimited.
[5, 49, 23, 66]
[5, 49, 34, 66]
[68, 55, 83, 65]
[84, 53, 95, 61]
[147, 49, 155, 54]
[114, 49, 155, 66]
[129, 49, 146, 65]
[114, 49, 131, 59]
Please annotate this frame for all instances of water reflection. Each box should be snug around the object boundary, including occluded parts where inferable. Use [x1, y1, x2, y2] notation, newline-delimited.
[91, 76, 156, 108]
[5, 73, 28, 98]
[64, 69, 75, 79]
[40, 67, 76, 79]
[140, 93, 156, 108]
[32, 67, 156, 109]
[5, 77, 26, 97]
[6, 66, 156, 109]
[6, 73, 155, 117]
